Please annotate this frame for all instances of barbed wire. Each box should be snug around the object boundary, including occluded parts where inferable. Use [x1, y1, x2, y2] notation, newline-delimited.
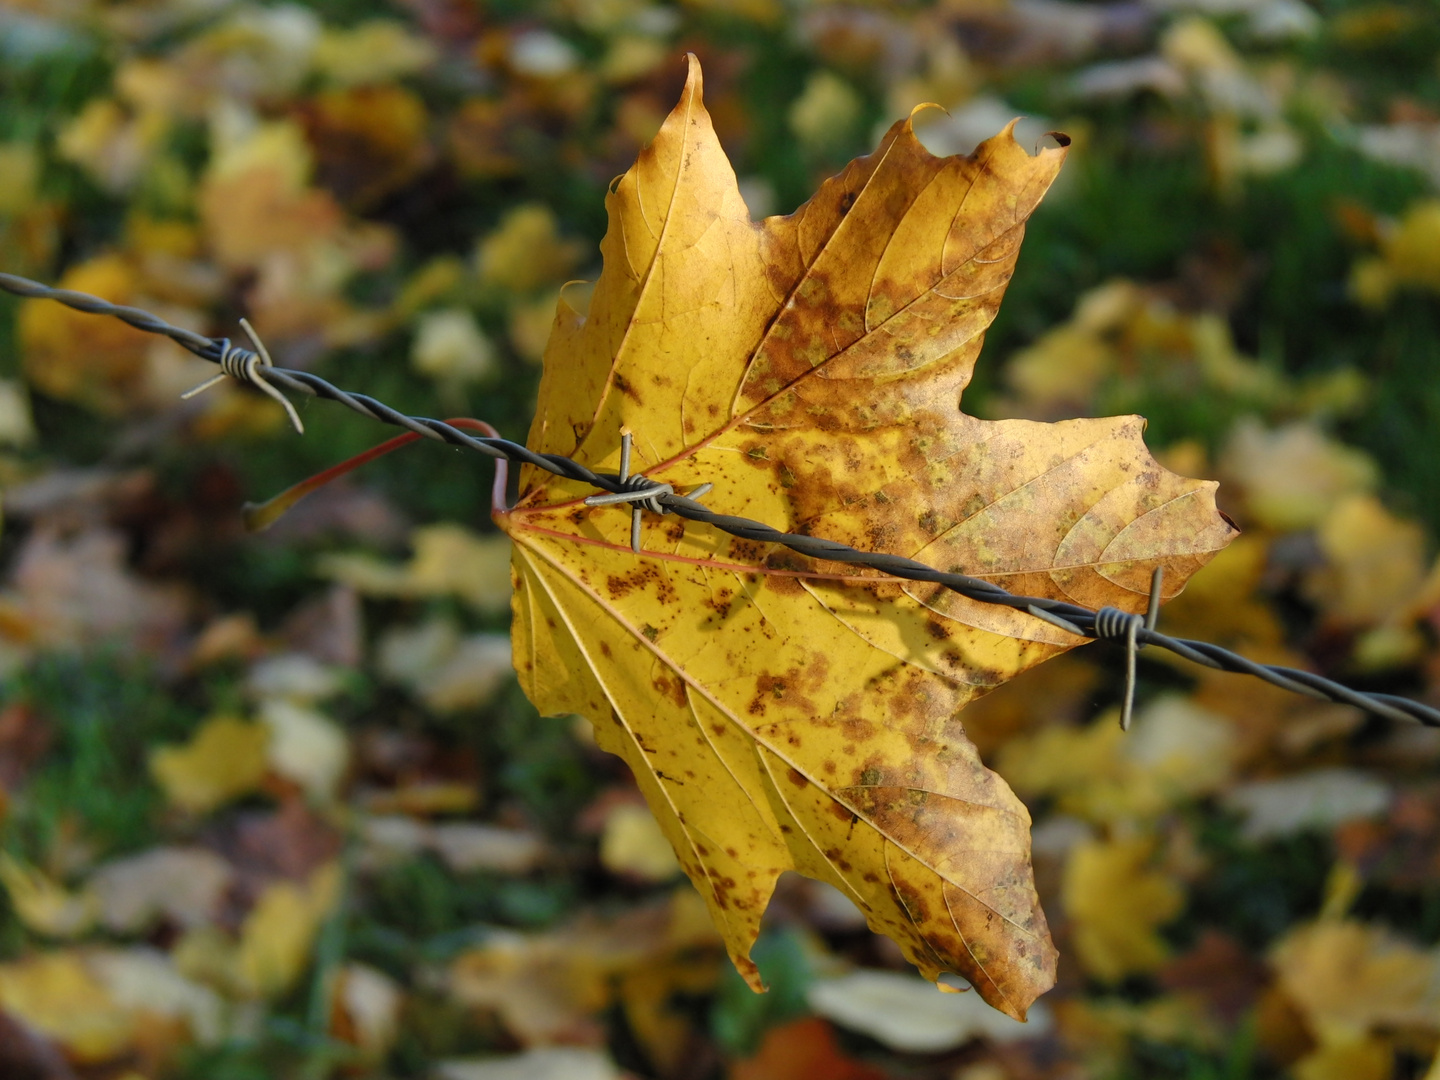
[3, 270, 1437, 730]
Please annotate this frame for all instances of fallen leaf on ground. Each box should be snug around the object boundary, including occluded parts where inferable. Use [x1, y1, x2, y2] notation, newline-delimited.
[1062, 836, 1184, 982]
[1217, 418, 1376, 531]
[0, 855, 97, 938]
[1222, 768, 1391, 842]
[90, 847, 233, 932]
[1306, 493, 1428, 626]
[429, 822, 545, 874]
[11, 524, 189, 652]
[183, 860, 342, 999]
[807, 969, 1050, 1052]
[436, 1047, 620, 1080]
[476, 203, 584, 293]
[258, 699, 350, 803]
[501, 54, 1233, 1020]
[447, 889, 721, 1046]
[149, 715, 270, 815]
[600, 802, 683, 881]
[1292, 1036, 1394, 1080]
[320, 524, 512, 612]
[729, 1016, 888, 1080]
[1269, 919, 1440, 1044]
[0, 948, 221, 1065]
[330, 961, 404, 1057]
[376, 618, 514, 712]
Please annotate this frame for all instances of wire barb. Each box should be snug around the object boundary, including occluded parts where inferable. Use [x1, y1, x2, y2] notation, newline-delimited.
[583, 432, 714, 553]
[4, 271, 1439, 731]
[1088, 567, 1167, 730]
[180, 318, 304, 434]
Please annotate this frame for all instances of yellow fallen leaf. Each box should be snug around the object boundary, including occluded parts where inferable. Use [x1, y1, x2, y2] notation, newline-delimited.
[1270, 919, 1440, 1043]
[0, 948, 219, 1065]
[148, 715, 270, 814]
[1218, 418, 1377, 531]
[0, 378, 35, 448]
[55, 98, 167, 195]
[500, 56, 1234, 1018]
[313, 20, 437, 87]
[0, 142, 40, 215]
[412, 308, 498, 385]
[1293, 1036, 1394, 1080]
[1306, 493, 1427, 625]
[600, 802, 683, 882]
[305, 84, 433, 207]
[331, 961, 404, 1056]
[198, 120, 342, 272]
[237, 861, 343, 998]
[0, 951, 134, 1062]
[19, 254, 154, 413]
[319, 524, 512, 613]
[788, 71, 864, 152]
[448, 889, 721, 1046]
[1062, 836, 1184, 983]
[1349, 199, 1440, 308]
[0, 854, 97, 938]
[476, 204, 584, 293]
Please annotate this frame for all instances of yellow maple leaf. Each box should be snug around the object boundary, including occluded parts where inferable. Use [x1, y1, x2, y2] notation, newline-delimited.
[1270, 919, 1440, 1044]
[1062, 836, 1184, 983]
[497, 56, 1234, 1019]
[19, 254, 154, 413]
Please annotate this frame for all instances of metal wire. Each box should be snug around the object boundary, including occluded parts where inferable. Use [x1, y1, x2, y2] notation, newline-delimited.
[4, 270, 1438, 729]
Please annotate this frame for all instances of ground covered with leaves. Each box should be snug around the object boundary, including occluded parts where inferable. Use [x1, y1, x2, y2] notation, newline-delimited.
[0, 1, 1438, 1078]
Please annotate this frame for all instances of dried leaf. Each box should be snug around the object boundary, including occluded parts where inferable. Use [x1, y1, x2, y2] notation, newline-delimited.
[807, 969, 1050, 1053]
[10, 523, 190, 652]
[0, 855, 97, 938]
[447, 890, 721, 1046]
[320, 524, 512, 613]
[600, 802, 684, 882]
[330, 962, 404, 1056]
[476, 204, 584, 293]
[729, 1016, 887, 1080]
[501, 55, 1233, 1018]
[412, 308, 498, 385]
[258, 699, 350, 803]
[90, 846, 233, 933]
[312, 20, 437, 87]
[1218, 418, 1376, 531]
[19, 256, 153, 413]
[436, 1047, 620, 1080]
[1306, 493, 1428, 626]
[1269, 919, 1440, 1042]
[236, 861, 342, 998]
[1062, 836, 1184, 983]
[148, 715, 270, 815]
[0, 949, 221, 1064]
[1222, 769, 1391, 843]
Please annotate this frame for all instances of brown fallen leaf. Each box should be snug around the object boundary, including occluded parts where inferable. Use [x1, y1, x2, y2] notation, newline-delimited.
[499, 55, 1234, 1019]
[729, 1016, 889, 1080]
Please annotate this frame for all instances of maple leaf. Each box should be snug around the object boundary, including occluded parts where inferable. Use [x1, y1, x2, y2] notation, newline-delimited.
[496, 54, 1236, 1019]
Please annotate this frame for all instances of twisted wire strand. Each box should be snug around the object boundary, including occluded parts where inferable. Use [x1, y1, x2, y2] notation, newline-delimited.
[4, 271, 1437, 729]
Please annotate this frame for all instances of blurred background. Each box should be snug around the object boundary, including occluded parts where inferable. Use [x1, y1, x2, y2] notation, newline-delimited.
[0, 0, 1438, 1078]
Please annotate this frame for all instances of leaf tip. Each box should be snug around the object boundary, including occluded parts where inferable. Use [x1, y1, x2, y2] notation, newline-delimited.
[681, 50, 703, 100]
